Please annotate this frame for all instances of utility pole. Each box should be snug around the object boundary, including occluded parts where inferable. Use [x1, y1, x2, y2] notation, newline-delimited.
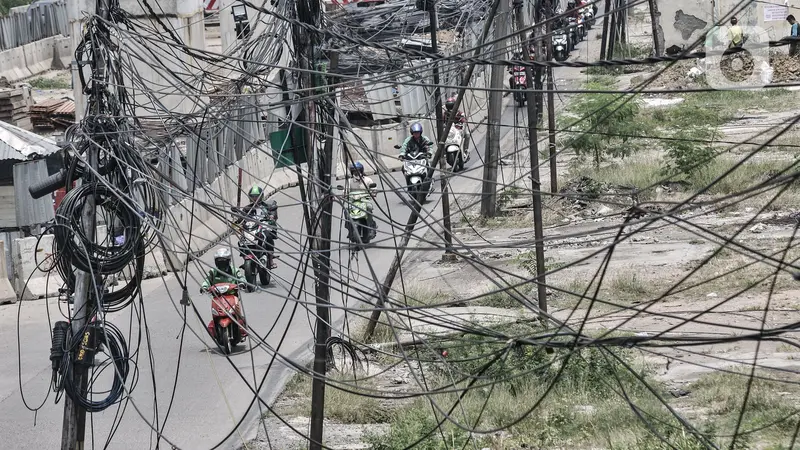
[289, 0, 331, 446]
[607, 0, 618, 60]
[426, 0, 456, 262]
[647, 0, 663, 55]
[363, 0, 503, 341]
[480, 0, 509, 218]
[61, 1, 105, 449]
[600, 0, 611, 60]
[307, 52, 338, 450]
[514, 0, 548, 318]
[545, 0, 557, 193]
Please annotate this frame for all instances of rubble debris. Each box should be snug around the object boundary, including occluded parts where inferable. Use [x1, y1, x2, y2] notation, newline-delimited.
[30, 97, 75, 129]
[0, 88, 30, 130]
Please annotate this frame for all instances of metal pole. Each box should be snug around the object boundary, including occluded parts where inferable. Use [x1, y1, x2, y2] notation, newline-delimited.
[600, 0, 611, 60]
[428, 1, 456, 262]
[514, 0, 548, 318]
[363, 0, 503, 342]
[61, 1, 105, 448]
[545, 0, 558, 193]
[480, 0, 509, 218]
[308, 50, 339, 450]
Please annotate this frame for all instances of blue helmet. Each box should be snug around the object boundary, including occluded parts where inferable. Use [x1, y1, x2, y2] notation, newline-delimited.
[410, 122, 423, 134]
[350, 161, 364, 176]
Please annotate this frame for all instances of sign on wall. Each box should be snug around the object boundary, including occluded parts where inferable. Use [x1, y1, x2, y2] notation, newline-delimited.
[764, 4, 789, 22]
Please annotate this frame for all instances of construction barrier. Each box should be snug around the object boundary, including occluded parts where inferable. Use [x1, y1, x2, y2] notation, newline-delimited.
[0, 241, 17, 304]
[12, 234, 64, 300]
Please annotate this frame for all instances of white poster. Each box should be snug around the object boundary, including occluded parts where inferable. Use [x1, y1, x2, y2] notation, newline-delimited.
[764, 4, 789, 22]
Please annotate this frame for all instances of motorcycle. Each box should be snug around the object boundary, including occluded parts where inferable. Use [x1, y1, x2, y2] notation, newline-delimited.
[205, 282, 246, 355]
[581, 6, 595, 29]
[231, 208, 273, 289]
[444, 126, 469, 171]
[576, 16, 586, 41]
[511, 68, 527, 106]
[394, 144, 434, 203]
[567, 18, 579, 49]
[552, 30, 569, 62]
[337, 183, 377, 248]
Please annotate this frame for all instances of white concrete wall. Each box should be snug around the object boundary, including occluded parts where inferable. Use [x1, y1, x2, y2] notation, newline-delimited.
[117, 0, 206, 116]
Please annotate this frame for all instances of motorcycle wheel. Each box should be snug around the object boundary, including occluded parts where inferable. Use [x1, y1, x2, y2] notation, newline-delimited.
[218, 326, 231, 354]
[446, 152, 456, 168]
[359, 220, 371, 246]
[244, 259, 256, 292]
[259, 267, 270, 286]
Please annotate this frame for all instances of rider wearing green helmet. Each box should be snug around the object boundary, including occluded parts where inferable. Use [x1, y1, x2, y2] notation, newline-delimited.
[236, 184, 279, 268]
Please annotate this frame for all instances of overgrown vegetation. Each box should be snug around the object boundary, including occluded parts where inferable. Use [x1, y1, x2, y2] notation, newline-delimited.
[559, 77, 649, 168]
[365, 323, 712, 449]
[28, 76, 70, 90]
[276, 372, 390, 424]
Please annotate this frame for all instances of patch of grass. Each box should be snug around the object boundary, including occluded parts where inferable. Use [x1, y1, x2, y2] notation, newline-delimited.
[610, 271, 651, 301]
[569, 152, 665, 192]
[684, 369, 800, 447]
[277, 372, 389, 424]
[367, 327, 710, 449]
[472, 289, 525, 309]
[28, 76, 70, 90]
[400, 285, 451, 307]
[514, 250, 566, 277]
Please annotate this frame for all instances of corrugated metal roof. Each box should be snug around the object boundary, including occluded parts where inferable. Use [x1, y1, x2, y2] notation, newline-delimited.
[0, 120, 59, 161]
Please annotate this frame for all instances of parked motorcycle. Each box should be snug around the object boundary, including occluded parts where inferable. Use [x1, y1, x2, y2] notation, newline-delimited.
[445, 126, 469, 171]
[552, 30, 569, 62]
[205, 282, 246, 355]
[337, 184, 377, 248]
[231, 208, 273, 289]
[394, 144, 434, 203]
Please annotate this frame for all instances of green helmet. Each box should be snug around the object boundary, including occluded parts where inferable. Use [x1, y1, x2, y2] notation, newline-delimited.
[248, 185, 262, 200]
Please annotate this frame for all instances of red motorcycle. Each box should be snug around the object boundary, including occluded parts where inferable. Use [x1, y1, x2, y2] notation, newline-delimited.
[205, 282, 247, 354]
[510, 66, 527, 106]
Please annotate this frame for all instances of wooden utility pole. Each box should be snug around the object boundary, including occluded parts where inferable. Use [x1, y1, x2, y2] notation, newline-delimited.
[545, 0, 558, 193]
[514, 0, 548, 318]
[428, 0, 457, 262]
[600, 0, 612, 60]
[480, 0, 509, 218]
[363, 0, 503, 341]
[647, 0, 664, 55]
[61, 2, 105, 449]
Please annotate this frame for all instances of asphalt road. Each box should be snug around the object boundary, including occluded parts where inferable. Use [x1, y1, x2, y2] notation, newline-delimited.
[0, 95, 531, 449]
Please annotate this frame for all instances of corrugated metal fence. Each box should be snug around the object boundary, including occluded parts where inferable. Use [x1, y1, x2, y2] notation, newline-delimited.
[0, 2, 69, 51]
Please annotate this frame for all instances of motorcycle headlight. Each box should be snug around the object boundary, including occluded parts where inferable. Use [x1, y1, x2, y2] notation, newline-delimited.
[216, 285, 229, 294]
[212, 308, 219, 316]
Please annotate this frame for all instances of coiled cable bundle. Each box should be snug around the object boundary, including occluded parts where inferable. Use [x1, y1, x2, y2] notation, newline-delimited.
[61, 321, 131, 413]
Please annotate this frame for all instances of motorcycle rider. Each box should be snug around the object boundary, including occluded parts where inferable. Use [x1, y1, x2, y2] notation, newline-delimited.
[399, 122, 435, 160]
[508, 51, 527, 90]
[347, 161, 378, 240]
[235, 184, 278, 269]
[200, 248, 248, 338]
[444, 96, 470, 153]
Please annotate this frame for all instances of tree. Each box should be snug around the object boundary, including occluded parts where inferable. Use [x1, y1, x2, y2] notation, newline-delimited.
[0, 0, 32, 16]
[660, 126, 719, 178]
[559, 80, 648, 168]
